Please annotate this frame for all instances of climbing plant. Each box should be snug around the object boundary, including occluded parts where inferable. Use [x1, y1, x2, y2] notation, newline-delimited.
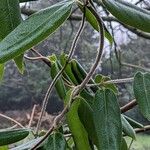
[0, 0, 150, 149]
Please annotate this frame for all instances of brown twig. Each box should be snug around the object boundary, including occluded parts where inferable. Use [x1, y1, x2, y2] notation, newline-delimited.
[121, 99, 137, 113]
[135, 125, 150, 133]
[28, 104, 37, 128]
[0, 113, 25, 128]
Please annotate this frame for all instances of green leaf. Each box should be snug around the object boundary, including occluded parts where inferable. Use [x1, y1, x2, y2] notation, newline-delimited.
[14, 54, 25, 74]
[121, 138, 128, 150]
[0, 0, 21, 40]
[0, 128, 29, 146]
[102, 0, 150, 33]
[92, 89, 122, 150]
[67, 97, 91, 150]
[42, 132, 67, 150]
[133, 72, 150, 120]
[95, 74, 118, 94]
[77, 1, 113, 45]
[0, 64, 4, 81]
[0, 0, 73, 64]
[19, 0, 38, 3]
[0, 0, 23, 74]
[121, 115, 136, 140]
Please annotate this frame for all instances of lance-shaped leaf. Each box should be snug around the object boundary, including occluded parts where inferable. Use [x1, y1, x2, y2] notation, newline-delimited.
[133, 72, 150, 120]
[0, 129, 29, 146]
[0, 0, 73, 64]
[92, 89, 122, 150]
[102, 0, 150, 33]
[0, 0, 23, 75]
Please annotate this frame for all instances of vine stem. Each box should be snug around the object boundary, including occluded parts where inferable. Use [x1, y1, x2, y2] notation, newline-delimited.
[31, 88, 77, 150]
[35, 11, 86, 135]
[73, 4, 105, 95]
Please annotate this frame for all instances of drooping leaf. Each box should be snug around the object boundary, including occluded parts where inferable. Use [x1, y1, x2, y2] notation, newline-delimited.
[67, 97, 91, 150]
[77, 1, 113, 45]
[41, 132, 67, 150]
[121, 115, 136, 140]
[0, 0, 74, 64]
[102, 0, 150, 33]
[133, 72, 150, 120]
[0, 129, 29, 146]
[92, 89, 122, 150]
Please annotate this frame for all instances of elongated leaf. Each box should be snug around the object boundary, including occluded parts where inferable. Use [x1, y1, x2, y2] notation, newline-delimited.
[0, 0, 73, 64]
[121, 115, 136, 140]
[133, 72, 150, 120]
[0, 129, 29, 146]
[0, 0, 24, 74]
[77, 1, 113, 45]
[92, 89, 122, 150]
[67, 98, 91, 150]
[42, 132, 67, 150]
[0, 0, 22, 76]
[102, 0, 150, 33]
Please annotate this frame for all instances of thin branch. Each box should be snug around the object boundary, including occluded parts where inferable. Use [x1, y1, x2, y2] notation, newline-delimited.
[35, 11, 86, 135]
[121, 99, 137, 113]
[28, 104, 37, 128]
[0, 113, 25, 128]
[31, 87, 77, 150]
[122, 62, 150, 72]
[87, 77, 134, 87]
[24, 55, 50, 62]
[135, 125, 150, 133]
[31, 48, 51, 67]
